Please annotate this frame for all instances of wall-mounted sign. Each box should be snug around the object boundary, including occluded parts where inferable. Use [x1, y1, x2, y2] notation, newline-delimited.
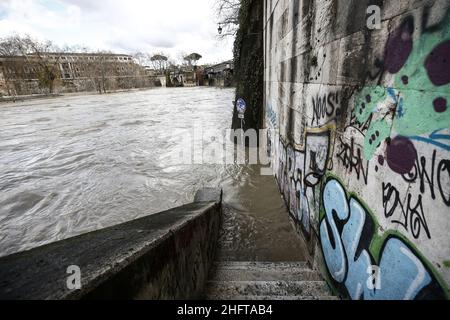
[236, 98, 246, 119]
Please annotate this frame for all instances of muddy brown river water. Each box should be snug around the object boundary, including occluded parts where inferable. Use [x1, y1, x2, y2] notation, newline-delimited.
[0, 87, 306, 260]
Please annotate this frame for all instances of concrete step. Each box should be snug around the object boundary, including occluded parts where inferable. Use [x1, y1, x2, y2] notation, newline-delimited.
[205, 280, 331, 299]
[212, 261, 311, 271]
[212, 265, 322, 282]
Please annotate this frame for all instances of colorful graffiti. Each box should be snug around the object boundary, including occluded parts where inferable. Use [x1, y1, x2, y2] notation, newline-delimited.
[276, 130, 332, 236]
[266, 102, 278, 129]
[266, 1, 450, 300]
[277, 140, 311, 236]
[355, 14, 450, 161]
[319, 178, 446, 300]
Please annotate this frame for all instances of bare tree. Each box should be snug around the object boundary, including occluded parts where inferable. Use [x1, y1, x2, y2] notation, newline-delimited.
[84, 51, 119, 94]
[177, 51, 188, 67]
[12, 35, 63, 94]
[0, 35, 63, 95]
[0, 36, 24, 96]
[0, 36, 21, 56]
[214, 0, 241, 39]
[133, 52, 151, 66]
[1, 35, 153, 96]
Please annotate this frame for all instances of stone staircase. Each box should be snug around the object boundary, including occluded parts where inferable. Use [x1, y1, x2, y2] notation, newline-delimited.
[205, 261, 337, 300]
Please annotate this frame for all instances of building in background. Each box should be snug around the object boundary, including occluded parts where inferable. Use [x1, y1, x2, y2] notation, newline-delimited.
[0, 52, 157, 97]
[205, 60, 234, 87]
[166, 65, 203, 87]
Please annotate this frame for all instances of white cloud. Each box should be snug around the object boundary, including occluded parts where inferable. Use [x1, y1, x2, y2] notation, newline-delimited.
[0, 0, 234, 64]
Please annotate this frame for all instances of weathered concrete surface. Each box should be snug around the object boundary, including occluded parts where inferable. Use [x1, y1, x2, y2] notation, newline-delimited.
[0, 189, 222, 300]
[210, 261, 322, 281]
[194, 188, 223, 203]
[0, 93, 62, 103]
[205, 261, 335, 300]
[264, 0, 450, 300]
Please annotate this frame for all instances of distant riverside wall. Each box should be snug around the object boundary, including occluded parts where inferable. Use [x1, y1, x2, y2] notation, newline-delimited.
[264, 0, 449, 299]
[0, 53, 158, 97]
[0, 188, 222, 300]
[0, 76, 158, 97]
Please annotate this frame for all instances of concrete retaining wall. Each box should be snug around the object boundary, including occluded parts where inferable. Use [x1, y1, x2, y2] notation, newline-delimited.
[0, 188, 222, 300]
[264, 0, 449, 299]
[0, 77, 157, 97]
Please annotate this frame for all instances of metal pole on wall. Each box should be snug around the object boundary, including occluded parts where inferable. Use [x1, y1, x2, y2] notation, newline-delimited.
[240, 118, 244, 145]
[236, 98, 247, 146]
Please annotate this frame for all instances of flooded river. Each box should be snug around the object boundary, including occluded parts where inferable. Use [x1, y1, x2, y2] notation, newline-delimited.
[0, 87, 306, 260]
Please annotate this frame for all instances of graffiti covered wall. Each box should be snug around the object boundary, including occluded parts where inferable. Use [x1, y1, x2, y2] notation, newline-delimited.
[263, 0, 450, 299]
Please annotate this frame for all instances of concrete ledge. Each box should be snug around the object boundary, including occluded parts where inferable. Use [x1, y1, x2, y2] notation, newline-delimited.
[0, 189, 222, 300]
[194, 188, 222, 203]
[0, 93, 62, 103]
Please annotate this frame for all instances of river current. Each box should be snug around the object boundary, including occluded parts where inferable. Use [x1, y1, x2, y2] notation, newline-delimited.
[0, 87, 306, 260]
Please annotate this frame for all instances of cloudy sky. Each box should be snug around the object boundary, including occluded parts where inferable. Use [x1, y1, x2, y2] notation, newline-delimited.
[0, 0, 234, 64]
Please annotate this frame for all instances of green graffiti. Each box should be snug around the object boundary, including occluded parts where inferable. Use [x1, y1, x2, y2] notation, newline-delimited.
[363, 119, 392, 160]
[355, 86, 386, 124]
[392, 15, 450, 136]
[355, 14, 450, 160]
[355, 86, 394, 159]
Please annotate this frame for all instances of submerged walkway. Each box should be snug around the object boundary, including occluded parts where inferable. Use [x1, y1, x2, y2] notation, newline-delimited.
[205, 165, 336, 300]
[217, 165, 307, 262]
